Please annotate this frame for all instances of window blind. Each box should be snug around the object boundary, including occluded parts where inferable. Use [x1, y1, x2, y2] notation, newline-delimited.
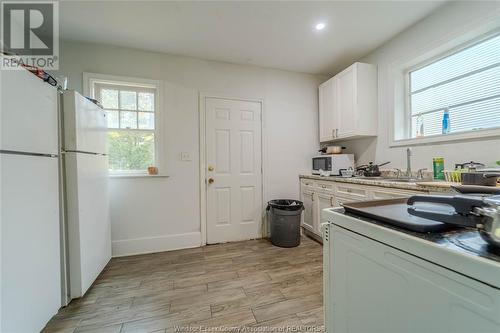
[409, 33, 500, 138]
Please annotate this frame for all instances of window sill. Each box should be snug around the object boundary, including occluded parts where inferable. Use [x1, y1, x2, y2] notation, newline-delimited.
[390, 127, 500, 147]
[109, 173, 169, 179]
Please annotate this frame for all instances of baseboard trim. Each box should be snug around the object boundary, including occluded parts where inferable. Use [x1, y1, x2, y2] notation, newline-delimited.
[112, 231, 202, 257]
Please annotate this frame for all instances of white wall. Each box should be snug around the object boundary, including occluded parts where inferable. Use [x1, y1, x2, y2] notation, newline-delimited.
[57, 41, 322, 256]
[338, 1, 500, 171]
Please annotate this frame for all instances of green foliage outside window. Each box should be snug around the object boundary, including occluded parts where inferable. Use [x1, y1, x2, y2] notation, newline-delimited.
[108, 131, 154, 171]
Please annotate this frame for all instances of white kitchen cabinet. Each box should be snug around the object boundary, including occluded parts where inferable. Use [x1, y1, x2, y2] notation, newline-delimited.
[326, 224, 500, 333]
[299, 177, 430, 240]
[336, 66, 356, 137]
[335, 183, 368, 201]
[316, 181, 334, 191]
[316, 192, 335, 234]
[333, 195, 358, 207]
[371, 188, 422, 200]
[318, 62, 377, 142]
[300, 187, 315, 232]
[319, 77, 338, 142]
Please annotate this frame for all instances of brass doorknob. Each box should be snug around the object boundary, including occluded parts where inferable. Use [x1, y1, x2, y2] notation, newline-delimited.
[208, 165, 214, 171]
[208, 178, 215, 184]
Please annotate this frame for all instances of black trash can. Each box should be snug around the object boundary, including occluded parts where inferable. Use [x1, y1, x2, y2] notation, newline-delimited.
[267, 199, 304, 248]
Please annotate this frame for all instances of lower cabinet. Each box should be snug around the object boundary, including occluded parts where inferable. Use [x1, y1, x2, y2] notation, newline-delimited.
[316, 192, 335, 234]
[371, 188, 422, 200]
[300, 188, 335, 235]
[300, 178, 429, 239]
[334, 195, 357, 207]
[326, 225, 500, 333]
[301, 188, 315, 232]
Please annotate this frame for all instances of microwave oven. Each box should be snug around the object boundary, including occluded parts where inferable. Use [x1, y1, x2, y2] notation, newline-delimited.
[312, 154, 354, 176]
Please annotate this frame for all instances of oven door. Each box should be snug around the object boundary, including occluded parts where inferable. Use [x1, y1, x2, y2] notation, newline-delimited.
[313, 156, 332, 174]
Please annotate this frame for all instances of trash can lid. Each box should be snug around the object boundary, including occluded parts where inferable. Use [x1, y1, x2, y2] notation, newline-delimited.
[267, 199, 303, 211]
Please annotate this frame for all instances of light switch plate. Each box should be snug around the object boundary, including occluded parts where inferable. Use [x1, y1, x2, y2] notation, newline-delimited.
[180, 152, 192, 161]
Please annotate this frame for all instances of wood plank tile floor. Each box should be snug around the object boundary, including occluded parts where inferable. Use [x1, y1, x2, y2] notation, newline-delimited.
[44, 237, 323, 333]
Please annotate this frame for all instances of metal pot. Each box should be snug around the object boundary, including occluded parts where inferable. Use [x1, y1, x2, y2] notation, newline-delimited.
[461, 172, 500, 186]
[407, 194, 500, 248]
[455, 161, 485, 170]
[319, 146, 346, 154]
[356, 161, 390, 177]
[327, 146, 346, 154]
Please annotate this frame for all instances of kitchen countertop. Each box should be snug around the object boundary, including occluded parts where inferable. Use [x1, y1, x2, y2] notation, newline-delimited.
[299, 174, 456, 192]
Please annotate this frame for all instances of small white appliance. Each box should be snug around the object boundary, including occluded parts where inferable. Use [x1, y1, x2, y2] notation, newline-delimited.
[1, 69, 61, 332]
[312, 154, 354, 176]
[61, 91, 111, 302]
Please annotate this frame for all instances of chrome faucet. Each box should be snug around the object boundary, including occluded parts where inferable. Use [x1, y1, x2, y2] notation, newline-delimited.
[406, 148, 412, 178]
[399, 148, 427, 180]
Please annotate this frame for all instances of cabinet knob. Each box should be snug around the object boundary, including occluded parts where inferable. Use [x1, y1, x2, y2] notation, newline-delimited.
[208, 178, 215, 184]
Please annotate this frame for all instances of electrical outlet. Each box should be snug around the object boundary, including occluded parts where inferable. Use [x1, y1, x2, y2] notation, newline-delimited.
[180, 152, 192, 161]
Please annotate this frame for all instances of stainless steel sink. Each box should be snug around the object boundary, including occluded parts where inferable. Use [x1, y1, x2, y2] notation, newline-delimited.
[383, 178, 434, 183]
[383, 178, 419, 183]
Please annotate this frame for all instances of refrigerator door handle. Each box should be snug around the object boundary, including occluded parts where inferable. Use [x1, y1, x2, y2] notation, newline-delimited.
[62, 150, 108, 157]
[0, 149, 58, 158]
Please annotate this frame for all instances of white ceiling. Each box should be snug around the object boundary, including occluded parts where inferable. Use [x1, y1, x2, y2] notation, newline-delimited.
[59, 1, 447, 75]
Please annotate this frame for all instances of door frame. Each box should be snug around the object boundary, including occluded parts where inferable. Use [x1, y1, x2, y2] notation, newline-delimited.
[199, 92, 267, 246]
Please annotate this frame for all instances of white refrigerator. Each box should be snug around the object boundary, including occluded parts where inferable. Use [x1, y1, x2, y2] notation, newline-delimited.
[61, 91, 111, 301]
[1, 69, 62, 332]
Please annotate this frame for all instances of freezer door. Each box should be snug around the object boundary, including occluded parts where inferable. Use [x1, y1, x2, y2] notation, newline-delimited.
[63, 91, 108, 154]
[1, 153, 61, 333]
[0, 69, 58, 154]
[65, 152, 111, 298]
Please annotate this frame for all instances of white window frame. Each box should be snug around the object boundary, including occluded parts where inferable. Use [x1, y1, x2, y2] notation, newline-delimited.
[83, 72, 166, 177]
[390, 27, 500, 147]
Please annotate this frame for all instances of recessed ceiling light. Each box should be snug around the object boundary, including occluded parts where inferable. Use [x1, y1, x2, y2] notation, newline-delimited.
[315, 22, 326, 31]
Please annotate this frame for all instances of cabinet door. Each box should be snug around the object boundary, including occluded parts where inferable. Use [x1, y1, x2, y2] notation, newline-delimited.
[336, 66, 357, 138]
[333, 195, 359, 207]
[335, 184, 368, 201]
[300, 189, 315, 231]
[371, 188, 422, 200]
[316, 192, 334, 234]
[328, 226, 500, 333]
[319, 78, 337, 142]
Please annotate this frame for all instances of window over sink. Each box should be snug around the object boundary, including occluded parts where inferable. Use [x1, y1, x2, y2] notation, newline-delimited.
[407, 32, 500, 139]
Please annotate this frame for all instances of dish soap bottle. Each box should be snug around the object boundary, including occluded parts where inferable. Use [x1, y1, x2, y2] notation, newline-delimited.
[433, 157, 445, 180]
[442, 108, 450, 134]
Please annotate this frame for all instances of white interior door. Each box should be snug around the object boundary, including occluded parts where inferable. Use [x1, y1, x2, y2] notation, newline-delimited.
[205, 97, 262, 244]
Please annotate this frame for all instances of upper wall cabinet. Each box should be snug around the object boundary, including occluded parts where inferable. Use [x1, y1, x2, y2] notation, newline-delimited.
[319, 62, 377, 143]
